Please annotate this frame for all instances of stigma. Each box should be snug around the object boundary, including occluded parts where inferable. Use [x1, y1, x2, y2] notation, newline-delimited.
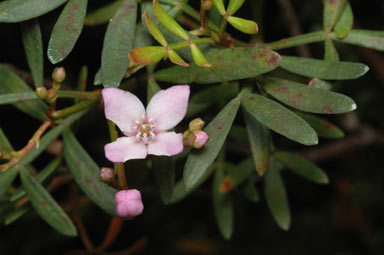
[133, 115, 156, 144]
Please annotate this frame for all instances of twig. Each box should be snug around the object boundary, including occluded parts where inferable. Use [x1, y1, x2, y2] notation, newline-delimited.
[0, 119, 52, 172]
[276, 0, 311, 57]
[96, 217, 124, 251]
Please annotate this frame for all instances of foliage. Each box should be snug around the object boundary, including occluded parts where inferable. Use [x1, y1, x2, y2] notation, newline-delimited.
[0, 0, 383, 253]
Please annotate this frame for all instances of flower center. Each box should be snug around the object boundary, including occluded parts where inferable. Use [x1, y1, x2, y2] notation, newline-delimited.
[133, 114, 155, 144]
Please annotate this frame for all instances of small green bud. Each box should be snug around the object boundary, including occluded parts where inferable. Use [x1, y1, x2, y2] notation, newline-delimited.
[52, 67, 66, 83]
[189, 118, 205, 132]
[35, 86, 48, 100]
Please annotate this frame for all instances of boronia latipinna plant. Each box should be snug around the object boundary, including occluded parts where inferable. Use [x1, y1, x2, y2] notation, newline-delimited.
[0, 0, 382, 244]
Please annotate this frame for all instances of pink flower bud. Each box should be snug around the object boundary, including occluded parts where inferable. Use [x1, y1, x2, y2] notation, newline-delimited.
[192, 131, 209, 149]
[115, 189, 144, 218]
[99, 167, 114, 183]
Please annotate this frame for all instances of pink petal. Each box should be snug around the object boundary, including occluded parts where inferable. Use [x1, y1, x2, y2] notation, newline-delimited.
[147, 132, 183, 156]
[146, 85, 190, 131]
[102, 88, 145, 133]
[104, 137, 147, 162]
[115, 189, 144, 218]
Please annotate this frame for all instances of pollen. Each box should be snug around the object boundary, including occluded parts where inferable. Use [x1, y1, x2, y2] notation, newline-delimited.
[135, 119, 156, 144]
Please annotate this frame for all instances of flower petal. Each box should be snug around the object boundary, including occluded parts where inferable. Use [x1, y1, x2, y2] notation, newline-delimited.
[146, 85, 190, 130]
[102, 88, 145, 133]
[104, 137, 147, 162]
[147, 132, 183, 156]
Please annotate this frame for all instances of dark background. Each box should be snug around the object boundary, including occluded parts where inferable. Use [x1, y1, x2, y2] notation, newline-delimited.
[0, 0, 384, 254]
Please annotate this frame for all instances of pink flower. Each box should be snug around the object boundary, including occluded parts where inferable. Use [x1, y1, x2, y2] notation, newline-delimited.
[115, 189, 144, 218]
[193, 131, 209, 149]
[103, 85, 190, 162]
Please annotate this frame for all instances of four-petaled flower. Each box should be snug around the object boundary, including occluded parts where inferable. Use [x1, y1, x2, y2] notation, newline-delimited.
[102, 85, 190, 162]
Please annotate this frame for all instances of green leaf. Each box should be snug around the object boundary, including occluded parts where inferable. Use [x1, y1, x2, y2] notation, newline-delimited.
[227, 0, 245, 16]
[274, 151, 329, 184]
[212, 0, 226, 15]
[324, 39, 339, 61]
[183, 98, 240, 189]
[334, 2, 353, 38]
[227, 16, 258, 34]
[187, 83, 238, 117]
[0, 65, 47, 120]
[21, 19, 43, 87]
[0, 92, 37, 105]
[144, 11, 168, 46]
[101, 0, 137, 87]
[0, 0, 67, 23]
[280, 55, 369, 80]
[10, 156, 63, 202]
[147, 75, 161, 102]
[4, 207, 30, 225]
[241, 93, 318, 145]
[20, 167, 77, 236]
[84, 0, 121, 26]
[297, 112, 344, 139]
[151, 157, 175, 205]
[170, 164, 216, 203]
[47, 0, 87, 64]
[0, 128, 19, 196]
[262, 76, 357, 114]
[219, 157, 254, 193]
[63, 129, 116, 215]
[323, 0, 347, 33]
[128, 46, 167, 65]
[243, 109, 270, 176]
[308, 78, 332, 90]
[241, 179, 260, 202]
[213, 168, 234, 240]
[153, 0, 189, 40]
[154, 47, 281, 84]
[264, 161, 291, 231]
[336, 29, 384, 51]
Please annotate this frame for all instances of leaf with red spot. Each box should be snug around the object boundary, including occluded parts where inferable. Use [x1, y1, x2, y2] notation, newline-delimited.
[128, 46, 167, 65]
[47, 0, 87, 64]
[84, 0, 121, 26]
[219, 157, 255, 194]
[280, 55, 369, 80]
[154, 47, 281, 84]
[241, 92, 318, 146]
[297, 112, 344, 139]
[0, 0, 68, 23]
[183, 97, 240, 189]
[101, 0, 137, 87]
[261, 76, 357, 114]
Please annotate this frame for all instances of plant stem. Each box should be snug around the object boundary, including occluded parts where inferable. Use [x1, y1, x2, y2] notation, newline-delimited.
[169, 37, 214, 50]
[266, 31, 325, 50]
[96, 217, 124, 251]
[50, 100, 97, 120]
[0, 119, 52, 172]
[57, 90, 101, 100]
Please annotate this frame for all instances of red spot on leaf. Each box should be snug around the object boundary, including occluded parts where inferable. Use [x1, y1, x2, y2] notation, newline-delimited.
[219, 178, 234, 193]
[324, 105, 334, 114]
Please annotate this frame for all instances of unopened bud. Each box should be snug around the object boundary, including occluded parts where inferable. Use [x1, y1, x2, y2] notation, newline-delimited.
[189, 118, 205, 132]
[192, 131, 209, 149]
[46, 88, 57, 103]
[100, 167, 115, 183]
[115, 189, 144, 218]
[52, 67, 66, 83]
[184, 132, 196, 147]
[36, 86, 48, 100]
